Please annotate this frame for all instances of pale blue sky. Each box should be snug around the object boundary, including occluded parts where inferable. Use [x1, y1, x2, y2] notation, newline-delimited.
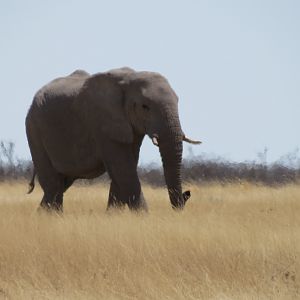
[1, 0, 299, 164]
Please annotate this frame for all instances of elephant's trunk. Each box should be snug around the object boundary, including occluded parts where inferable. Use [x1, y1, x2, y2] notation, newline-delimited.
[158, 121, 185, 209]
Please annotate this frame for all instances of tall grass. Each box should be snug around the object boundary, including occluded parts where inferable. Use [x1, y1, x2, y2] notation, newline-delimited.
[0, 182, 299, 299]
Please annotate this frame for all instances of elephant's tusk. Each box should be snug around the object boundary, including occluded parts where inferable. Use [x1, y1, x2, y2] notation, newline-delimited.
[183, 136, 202, 144]
[151, 135, 159, 146]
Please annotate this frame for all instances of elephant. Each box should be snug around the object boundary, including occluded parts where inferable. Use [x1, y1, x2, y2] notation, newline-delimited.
[26, 67, 201, 212]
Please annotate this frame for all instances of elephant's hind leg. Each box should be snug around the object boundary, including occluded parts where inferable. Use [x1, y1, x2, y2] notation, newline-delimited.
[38, 173, 65, 212]
[27, 122, 65, 213]
[54, 177, 75, 212]
[30, 149, 64, 212]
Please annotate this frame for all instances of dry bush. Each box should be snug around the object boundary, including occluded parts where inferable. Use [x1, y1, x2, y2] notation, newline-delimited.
[0, 182, 299, 299]
[1, 141, 300, 185]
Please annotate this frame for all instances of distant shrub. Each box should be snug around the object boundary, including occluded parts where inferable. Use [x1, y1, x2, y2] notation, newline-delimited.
[0, 141, 33, 181]
[180, 159, 299, 185]
[0, 140, 299, 185]
[139, 153, 300, 186]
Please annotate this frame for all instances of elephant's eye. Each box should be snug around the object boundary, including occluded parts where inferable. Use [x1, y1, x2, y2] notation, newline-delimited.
[142, 104, 150, 111]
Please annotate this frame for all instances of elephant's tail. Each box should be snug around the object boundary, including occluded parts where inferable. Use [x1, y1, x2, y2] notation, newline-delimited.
[27, 169, 36, 194]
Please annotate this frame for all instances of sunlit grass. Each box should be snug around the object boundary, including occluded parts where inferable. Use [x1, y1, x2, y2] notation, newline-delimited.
[0, 181, 299, 299]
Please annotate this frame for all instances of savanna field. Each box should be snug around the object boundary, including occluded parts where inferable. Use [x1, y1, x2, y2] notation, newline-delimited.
[0, 182, 299, 299]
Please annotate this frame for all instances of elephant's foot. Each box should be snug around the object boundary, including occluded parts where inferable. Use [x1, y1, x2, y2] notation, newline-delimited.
[37, 201, 63, 215]
[106, 194, 126, 212]
[127, 195, 148, 213]
[106, 203, 126, 213]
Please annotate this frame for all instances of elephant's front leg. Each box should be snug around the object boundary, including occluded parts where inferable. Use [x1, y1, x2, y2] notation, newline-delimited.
[104, 143, 148, 212]
[107, 181, 126, 210]
[107, 171, 147, 212]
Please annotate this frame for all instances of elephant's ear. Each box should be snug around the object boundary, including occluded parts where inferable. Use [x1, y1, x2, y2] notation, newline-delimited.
[80, 72, 133, 144]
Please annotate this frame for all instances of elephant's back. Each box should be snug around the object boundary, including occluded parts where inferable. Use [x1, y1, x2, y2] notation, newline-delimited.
[32, 70, 90, 107]
[26, 70, 91, 147]
[26, 70, 100, 175]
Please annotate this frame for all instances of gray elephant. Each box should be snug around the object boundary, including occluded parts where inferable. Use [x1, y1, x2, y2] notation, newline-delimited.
[26, 67, 200, 212]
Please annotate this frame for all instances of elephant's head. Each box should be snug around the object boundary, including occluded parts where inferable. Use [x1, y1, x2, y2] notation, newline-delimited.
[81, 67, 201, 209]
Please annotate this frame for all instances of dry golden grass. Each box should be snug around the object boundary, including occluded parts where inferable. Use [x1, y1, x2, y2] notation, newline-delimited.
[0, 181, 299, 299]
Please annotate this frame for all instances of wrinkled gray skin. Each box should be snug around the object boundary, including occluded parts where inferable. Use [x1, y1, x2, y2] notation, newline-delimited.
[26, 67, 200, 212]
